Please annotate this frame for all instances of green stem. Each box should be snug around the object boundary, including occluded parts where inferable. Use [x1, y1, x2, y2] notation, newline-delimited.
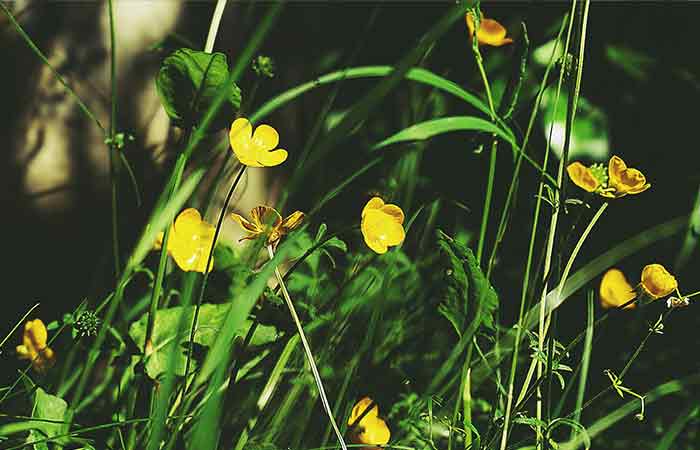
[107, 0, 120, 279]
[477, 141, 497, 264]
[267, 244, 348, 450]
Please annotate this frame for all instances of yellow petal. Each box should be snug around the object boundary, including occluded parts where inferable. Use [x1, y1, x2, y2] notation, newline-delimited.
[230, 212, 262, 235]
[380, 204, 405, 225]
[356, 417, 391, 447]
[607, 155, 627, 187]
[26, 319, 48, 349]
[229, 118, 253, 162]
[362, 197, 385, 218]
[599, 269, 636, 309]
[466, 11, 512, 47]
[16, 345, 31, 359]
[640, 264, 677, 299]
[251, 206, 283, 229]
[567, 162, 600, 192]
[349, 397, 379, 425]
[252, 124, 280, 151]
[154, 231, 165, 250]
[256, 148, 288, 167]
[280, 211, 305, 232]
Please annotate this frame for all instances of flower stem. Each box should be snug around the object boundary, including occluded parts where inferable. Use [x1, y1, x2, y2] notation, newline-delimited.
[204, 0, 227, 53]
[267, 244, 348, 450]
[181, 164, 246, 400]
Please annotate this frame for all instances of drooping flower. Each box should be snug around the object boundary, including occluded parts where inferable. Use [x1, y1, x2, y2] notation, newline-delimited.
[361, 197, 406, 255]
[348, 397, 391, 450]
[466, 11, 513, 47]
[16, 319, 56, 373]
[230, 205, 304, 247]
[154, 208, 215, 273]
[567, 155, 650, 199]
[229, 118, 288, 167]
[640, 264, 677, 299]
[599, 268, 636, 309]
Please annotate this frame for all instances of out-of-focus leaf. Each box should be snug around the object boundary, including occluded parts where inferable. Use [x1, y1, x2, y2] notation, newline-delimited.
[606, 45, 654, 82]
[129, 304, 278, 380]
[156, 48, 242, 130]
[540, 89, 609, 161]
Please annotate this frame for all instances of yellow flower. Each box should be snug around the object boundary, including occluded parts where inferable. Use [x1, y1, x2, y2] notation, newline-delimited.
[640, 264, 677, 299]
[348, 397, 391, 450]
[154, 208, 215, 273]
[604, 155, 651, 198]
[230, 205, 304, 246]
[466, 11, 513, 47]
[567, 162, 600, 193]
[229, 117, 288, 167]
[599, 269, 636, 309]
[361, 197, 406, 254]
[16, 319, 56, 373]
[567, 155, 650, 199]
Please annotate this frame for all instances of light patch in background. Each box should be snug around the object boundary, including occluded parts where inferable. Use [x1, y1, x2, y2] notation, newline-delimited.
[540, 89, 609, 162]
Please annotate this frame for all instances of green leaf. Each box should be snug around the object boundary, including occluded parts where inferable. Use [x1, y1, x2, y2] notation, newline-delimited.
[437, 230, 499, 332]
[156, 48, 242, 130]
[129, 303, 278, 380]
[26, 388, 72, 449]
[372, 116, 517, 152]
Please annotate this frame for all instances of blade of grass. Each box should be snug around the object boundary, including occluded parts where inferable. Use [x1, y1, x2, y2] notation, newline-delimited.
[570, 291, 594, 440]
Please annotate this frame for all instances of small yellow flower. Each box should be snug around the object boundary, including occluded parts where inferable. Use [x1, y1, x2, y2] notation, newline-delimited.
[361, 197, 406, 255]
[466, 11, 513, 47]
[16, 319, 56, 373]
[154, 208, 215, 273]
[605, 155, 651, 198]
[640, 264, 677, 299]
[230, 205, 304, 246]
[599, 268, 636, 309]
[348, 397, 391, 450]
[567, 162, 600, 193]
[229, 117, 288, 167]
[567, 155, 650, 199]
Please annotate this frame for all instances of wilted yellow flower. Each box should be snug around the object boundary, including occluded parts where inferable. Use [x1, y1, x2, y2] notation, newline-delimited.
[361, 197, 405, 255]
[605, 155, 651, 198]
[229, 117, 288, 167]
[16, 319, 56, 373]
[466, 11, 513, 47]
[230, 205, 304, 246]
[640, 264, 677, 299]
[154, 208, 215, 273]
[567, 155, 650, 199]
[599, 268, 636, 309]
[348, 397, 391, 450]
[567, 162, 600, 193]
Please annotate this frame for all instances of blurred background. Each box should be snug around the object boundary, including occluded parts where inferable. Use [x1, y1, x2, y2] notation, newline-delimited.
[1, 1, 699, 447]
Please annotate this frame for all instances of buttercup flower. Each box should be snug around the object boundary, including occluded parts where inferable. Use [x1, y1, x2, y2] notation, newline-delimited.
[154, 208, 215, 273]
[599, 268, 636, 309]
[640, 264, 677, 299]
[230, 205, 304, 247]
[229, 117, 287, 167]
[361, 197, 406, 255]
[348, 397, 391, 450]
[567, 155, 650, 199]
[16, 319, 56, 373]
[466, 11, 513, 47]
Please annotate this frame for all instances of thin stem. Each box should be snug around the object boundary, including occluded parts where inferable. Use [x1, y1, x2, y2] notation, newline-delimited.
[107, 0, 120, 279]
[204, 0, 228, 53]
[267, 244, 348, 450]
[498, 8, 576, 450]
[477, 141, 498, 264]
[181, 164, 246, 401]
[0, 303, 40, 351]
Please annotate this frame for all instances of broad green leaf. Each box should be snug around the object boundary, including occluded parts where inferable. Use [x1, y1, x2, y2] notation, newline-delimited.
[156, 48, 242, 130]
[26, 388, 72, 449]
[129, 303, 278, 380]
[372, 116, 517, 152]
[437, 230, 499, 332]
